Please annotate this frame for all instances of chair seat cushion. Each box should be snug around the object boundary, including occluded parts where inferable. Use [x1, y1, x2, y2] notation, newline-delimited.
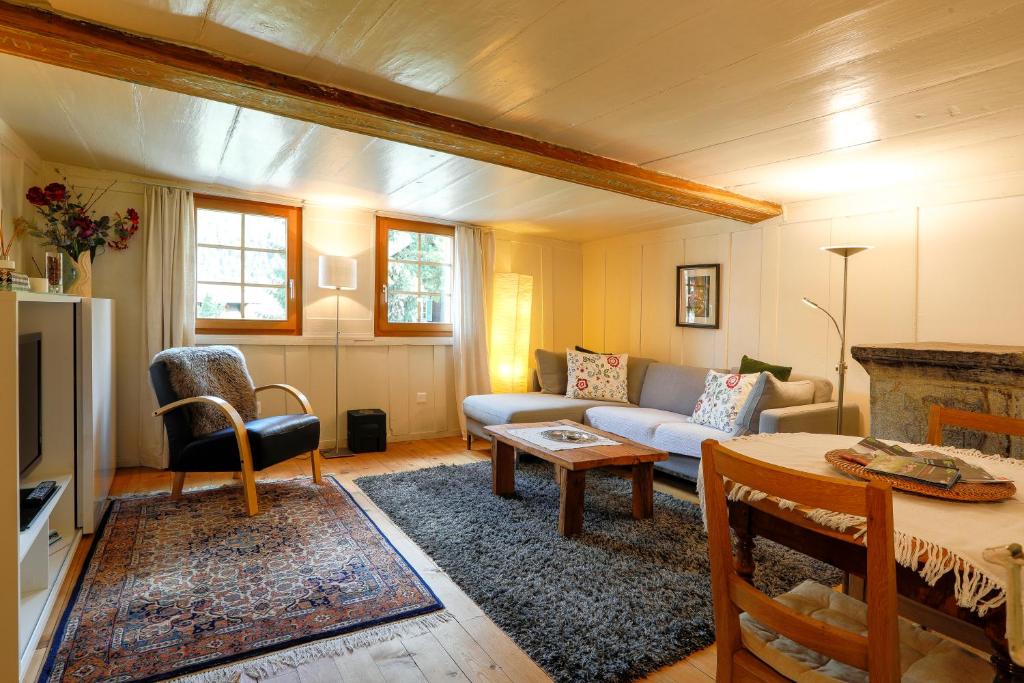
[740, 580, 993, 683]
[584, 406, 689, 445]
[176, 414, 320, 472]
[462, 392, 631, 426]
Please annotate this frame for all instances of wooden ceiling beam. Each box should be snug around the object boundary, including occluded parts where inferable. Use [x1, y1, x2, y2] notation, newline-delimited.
[0, 1, 782, 223]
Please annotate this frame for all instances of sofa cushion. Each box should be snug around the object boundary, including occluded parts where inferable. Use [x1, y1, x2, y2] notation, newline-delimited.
[744, 374, 817, 433]
[651, 419, 731, 458]
[584, 406, 689, 445]
[739, 354, 792, 381]
[692, 371, 761, 433]
[638, 363, 711, 414]
[566, 349, 629, 402]
[534, 349, 568, 394]
[463, 392, 629, 426]
[791, 372, 833, 403]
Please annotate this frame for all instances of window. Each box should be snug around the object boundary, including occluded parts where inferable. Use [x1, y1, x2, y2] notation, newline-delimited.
[194, 195, 302, 335]
[375, 216, 454, 337]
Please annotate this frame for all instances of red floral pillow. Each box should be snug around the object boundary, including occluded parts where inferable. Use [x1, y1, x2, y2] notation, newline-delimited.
[565, 349, 629, 403]
[691, 370, 760, 432]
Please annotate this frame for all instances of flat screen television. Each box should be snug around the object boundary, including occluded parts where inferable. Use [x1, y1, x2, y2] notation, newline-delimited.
[18, 333, 42, 475]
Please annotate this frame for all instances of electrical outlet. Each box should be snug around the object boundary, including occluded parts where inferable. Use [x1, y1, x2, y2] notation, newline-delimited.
[416, 392, 427, 403]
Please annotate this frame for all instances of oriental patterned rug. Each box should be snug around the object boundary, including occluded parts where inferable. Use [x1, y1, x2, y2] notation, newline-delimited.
[40, 477, 443, 683]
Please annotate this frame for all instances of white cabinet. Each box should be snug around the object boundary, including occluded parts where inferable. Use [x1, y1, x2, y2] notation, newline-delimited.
[0, 291, 115, 680]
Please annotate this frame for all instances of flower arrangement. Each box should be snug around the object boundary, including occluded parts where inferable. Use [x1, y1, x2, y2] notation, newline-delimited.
[19, 173, 139, 261]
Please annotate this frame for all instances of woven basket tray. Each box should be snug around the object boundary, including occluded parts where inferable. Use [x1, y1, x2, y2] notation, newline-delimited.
[825, 450, 1017, 502]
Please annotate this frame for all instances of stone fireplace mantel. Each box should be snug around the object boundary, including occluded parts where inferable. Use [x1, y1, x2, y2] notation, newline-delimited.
[850, 342, 1024, 456]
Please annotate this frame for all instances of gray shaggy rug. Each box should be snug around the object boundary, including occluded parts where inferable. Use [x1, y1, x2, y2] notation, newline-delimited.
[356, 460, 841, 682]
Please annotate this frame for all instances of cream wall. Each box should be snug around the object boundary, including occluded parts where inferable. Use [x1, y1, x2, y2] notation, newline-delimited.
[581, 173, 1024, 435]
[27, 166, 581, 466]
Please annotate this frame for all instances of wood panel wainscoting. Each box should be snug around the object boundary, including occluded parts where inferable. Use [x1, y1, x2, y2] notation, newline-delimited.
[27, 437, 716, 683]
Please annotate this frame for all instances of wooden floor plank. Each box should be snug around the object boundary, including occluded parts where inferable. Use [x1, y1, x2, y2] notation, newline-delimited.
[295, 657, 345, 683]
[333, 647, 387, 683]
[30, 436, 716, 683]
[368, 639, 429, 683]
[401, 631, 471, 682]
[428, 618, 514, 683]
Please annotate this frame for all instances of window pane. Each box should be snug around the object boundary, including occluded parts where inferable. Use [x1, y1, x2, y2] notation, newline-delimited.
[243, 286, 287, 320]
[244, 214, 288, 249]
[197, 246, 241, 282]
[245, 250, 287, 285]
[387, 230, 419, 260]
[420, 264, 451, 293]
[387, 261, 418, 293]
[197, 209, 241, 246]
[196, 283, 241, 319]
[421, 295, 450, 323]
[420, 234, 452, 264]
[388, 293, 418, 323]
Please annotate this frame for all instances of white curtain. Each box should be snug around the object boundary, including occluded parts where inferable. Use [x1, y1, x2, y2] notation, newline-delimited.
[138, 186, 196, 468]
[452, 224, 494, 435]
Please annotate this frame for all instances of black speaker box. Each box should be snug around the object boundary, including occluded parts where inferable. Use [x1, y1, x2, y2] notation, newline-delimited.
[347, 408, 387, 453]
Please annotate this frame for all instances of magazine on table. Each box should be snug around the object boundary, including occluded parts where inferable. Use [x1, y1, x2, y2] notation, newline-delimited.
[865, 453, 961, 489]
[837, 437, 1008, 487]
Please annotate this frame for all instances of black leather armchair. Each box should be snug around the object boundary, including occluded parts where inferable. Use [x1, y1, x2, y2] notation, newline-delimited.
[149, 352, 322, 515]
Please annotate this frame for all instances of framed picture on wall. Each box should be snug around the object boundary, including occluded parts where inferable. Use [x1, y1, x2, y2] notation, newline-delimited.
[676, 264, 720, 328]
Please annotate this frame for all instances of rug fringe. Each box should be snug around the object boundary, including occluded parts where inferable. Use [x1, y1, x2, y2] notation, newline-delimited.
[175, 611, 454, 683]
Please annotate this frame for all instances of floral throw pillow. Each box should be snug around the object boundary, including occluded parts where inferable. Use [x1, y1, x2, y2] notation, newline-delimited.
[565, 349, 629, 403]
[691, 370, 760, 433]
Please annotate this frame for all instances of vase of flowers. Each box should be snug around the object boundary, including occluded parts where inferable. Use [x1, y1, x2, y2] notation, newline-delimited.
[20, 174, 140, 297]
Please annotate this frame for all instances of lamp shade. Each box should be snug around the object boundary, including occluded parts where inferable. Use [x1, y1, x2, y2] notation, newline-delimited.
[490, 273, 534, 393]
[318, 255, 357, 290]
[822, 245, 872, 258]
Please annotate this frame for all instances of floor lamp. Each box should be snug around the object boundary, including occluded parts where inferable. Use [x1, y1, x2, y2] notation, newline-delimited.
[318, 255, 357, 458]
[801, 245, 871, 435]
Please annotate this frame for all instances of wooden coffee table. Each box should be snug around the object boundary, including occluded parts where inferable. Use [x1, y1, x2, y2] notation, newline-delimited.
[484, 420, 669, 537]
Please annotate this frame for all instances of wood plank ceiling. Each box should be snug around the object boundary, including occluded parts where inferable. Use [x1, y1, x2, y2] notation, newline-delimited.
[1, 0, 1023, 241]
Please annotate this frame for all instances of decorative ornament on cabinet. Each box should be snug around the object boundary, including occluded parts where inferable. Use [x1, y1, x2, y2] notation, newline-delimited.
[20, 172, 140, 297]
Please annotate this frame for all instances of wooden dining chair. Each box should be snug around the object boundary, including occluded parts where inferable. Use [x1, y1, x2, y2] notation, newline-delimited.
[927, 405, 1024, 448]
[701, 438, 993, 682]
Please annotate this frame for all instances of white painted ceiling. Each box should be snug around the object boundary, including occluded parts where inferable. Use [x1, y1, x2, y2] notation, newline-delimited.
[2, 0, 1023, 241]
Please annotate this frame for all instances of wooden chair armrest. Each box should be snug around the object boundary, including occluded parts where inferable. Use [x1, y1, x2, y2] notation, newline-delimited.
[154, 395, 245, 427]
[152, 395, 261, 515]
[153, 395, 254, 467]
[254, 383, 314, 414]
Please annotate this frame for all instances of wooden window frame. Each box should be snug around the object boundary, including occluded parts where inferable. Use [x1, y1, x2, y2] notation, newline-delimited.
[375, 216, 454, 338]
[194, 194, 303, 336]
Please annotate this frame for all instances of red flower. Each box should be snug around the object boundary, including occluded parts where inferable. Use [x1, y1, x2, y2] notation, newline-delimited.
[576, 378, 589, 391]
[26, 186, 47, 206]
[607, 355, 620, 367]
[72, 215, 95, 238]
[694, 399, 703, 413]
[43, 182, 67, 202]
[127, 207, 139, 226]
[725, 374, 741, 389]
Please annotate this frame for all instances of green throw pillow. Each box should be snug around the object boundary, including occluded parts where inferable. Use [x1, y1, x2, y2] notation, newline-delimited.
[739, 355, 792, 382]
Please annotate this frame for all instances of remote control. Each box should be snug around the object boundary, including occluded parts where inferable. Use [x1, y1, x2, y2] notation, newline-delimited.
[27, 480, 56, 501]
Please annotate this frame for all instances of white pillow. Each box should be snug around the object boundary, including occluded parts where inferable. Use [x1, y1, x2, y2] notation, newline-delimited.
[565, 349, 629, 403]
[691, 370, 760, 432]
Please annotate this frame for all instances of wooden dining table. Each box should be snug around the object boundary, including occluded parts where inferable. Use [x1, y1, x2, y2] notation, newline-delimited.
[704, 432, 1024, 682]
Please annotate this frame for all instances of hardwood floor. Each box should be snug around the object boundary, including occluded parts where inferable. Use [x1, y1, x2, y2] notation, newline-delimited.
[28, 437, 716, 683]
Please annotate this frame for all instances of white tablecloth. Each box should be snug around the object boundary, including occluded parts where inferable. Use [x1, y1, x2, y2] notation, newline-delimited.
[699, 432, 1024, 616]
